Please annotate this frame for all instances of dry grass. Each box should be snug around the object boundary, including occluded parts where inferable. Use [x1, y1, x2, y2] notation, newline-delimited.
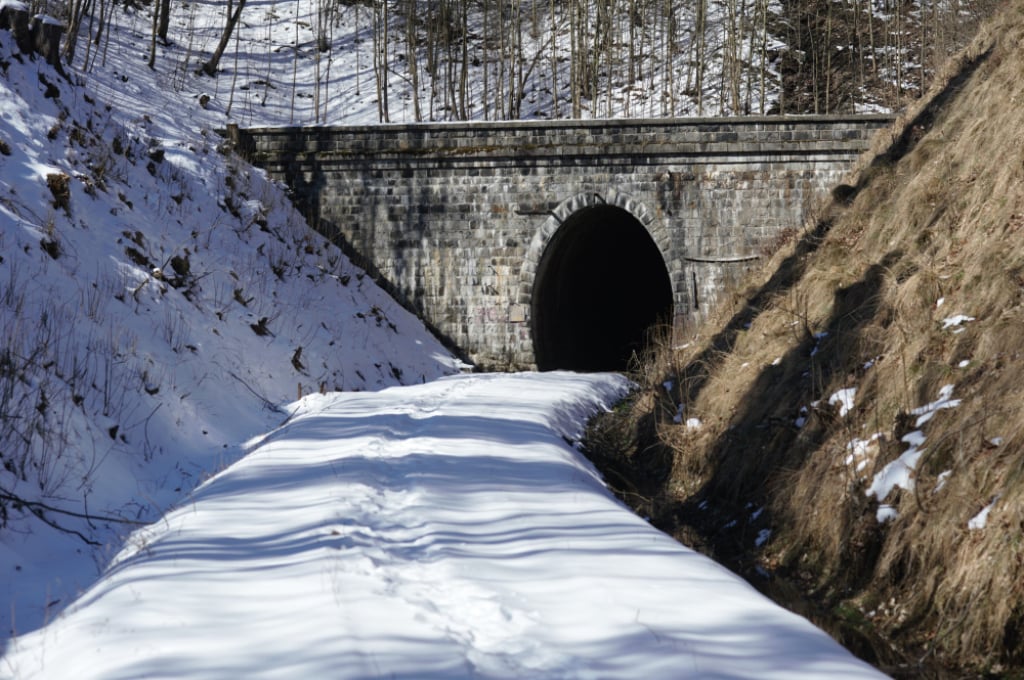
[588, 2, 1024, 675]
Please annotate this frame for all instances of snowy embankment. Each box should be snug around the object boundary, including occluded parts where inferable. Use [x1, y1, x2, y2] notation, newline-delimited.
[2, 372, 885, 679]
[0, 22, 460, 640]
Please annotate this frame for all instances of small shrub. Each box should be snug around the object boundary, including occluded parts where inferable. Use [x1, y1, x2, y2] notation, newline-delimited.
[169, 253, 191, 283]
[123, 246, 151, 268]
[250, 317, 271, 336]
[46, 173, 71, 215]
[758, 226, 799, 260]
[40, 238, 60, 259]
[233, 288, 252, 307]
[291, 347, 306, 373]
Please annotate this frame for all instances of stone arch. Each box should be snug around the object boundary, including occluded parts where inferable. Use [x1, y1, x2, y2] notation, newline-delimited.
[519, 189, 679, 371]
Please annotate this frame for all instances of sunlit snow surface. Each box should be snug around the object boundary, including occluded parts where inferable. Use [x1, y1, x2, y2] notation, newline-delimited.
[2, 373, 885, 679]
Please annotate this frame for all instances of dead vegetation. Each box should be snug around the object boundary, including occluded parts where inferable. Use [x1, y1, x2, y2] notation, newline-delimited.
[585, 3, 1024, 676]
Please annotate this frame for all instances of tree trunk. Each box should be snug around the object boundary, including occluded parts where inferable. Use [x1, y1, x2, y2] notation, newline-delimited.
[199, 0, 247, 77]
[148, 0, 159, 69]
[157, 0, 171, 43]
[62, 0, 90, 64]
[695, 0, 707, 115]
[405, 0, 421, 121]
[550, 0, 560, 117]
[373, 0, 390, 122]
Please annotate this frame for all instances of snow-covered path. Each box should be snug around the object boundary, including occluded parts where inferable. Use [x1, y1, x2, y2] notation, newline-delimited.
[1, 373, 885, 679]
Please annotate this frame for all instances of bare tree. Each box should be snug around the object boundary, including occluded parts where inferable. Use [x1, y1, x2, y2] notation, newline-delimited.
[372, 0, 390, 122]
[694, 0, 708, 114]
[147, 0, 159, 69]
[549, 0, 560, 118]
[198, 0, 248, 77]
[402, 0, 421, 120]
[157, 0, 171, 43]
[62, 0, 90, 63]
[137, 0, 994, 121]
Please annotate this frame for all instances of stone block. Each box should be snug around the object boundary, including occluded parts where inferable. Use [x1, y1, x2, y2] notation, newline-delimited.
[242, 115, 893, 369]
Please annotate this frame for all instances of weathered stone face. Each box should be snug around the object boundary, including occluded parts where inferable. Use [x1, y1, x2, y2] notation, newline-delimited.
[0, 6, 65, 74]
[231, 115, 892, 370]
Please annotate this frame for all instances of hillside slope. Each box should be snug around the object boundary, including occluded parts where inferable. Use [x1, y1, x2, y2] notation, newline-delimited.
[591, 2, 1024, 675]
[0, 24, 461, 638]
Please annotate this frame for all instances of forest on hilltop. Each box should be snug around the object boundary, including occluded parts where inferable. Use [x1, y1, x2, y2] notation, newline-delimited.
[45, 0, 1000, 123]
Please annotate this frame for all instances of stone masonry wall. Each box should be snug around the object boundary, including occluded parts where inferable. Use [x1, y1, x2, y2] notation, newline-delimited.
[230, 115, 893, 369]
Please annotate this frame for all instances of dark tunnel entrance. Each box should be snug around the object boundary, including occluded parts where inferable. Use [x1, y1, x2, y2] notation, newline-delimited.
[531, 205, 674, 372]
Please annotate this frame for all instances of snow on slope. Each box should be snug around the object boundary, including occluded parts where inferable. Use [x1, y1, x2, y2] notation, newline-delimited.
[1, 372, 886, 680]
[79, 0, 779, 130]
[0, 24, 461, 639]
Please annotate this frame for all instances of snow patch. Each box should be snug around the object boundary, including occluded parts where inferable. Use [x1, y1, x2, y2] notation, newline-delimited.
[867, 386, 962, 517]
[941, 314, 975, 332]
[968, 496, 1000, 531]
[795, 405, 808, 428]
[866, 432, 925, 501]
[844, 434, 883, 476]
[911, 384, 960, 427]
[876, 505, 899, 523]
[829, 387, 857, 417]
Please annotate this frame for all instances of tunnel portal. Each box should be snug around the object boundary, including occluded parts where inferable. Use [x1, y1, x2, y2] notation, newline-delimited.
[531, 205, 674, 372]
[235, 116, 894, 369]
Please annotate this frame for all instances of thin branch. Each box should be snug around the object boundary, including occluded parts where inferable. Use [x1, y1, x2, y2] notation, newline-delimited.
[227, 370, 285, 414]
[0, 489, 148, 528]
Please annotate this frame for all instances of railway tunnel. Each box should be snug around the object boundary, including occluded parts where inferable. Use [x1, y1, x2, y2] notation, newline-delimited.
[530, 204, 674, 372]
[231, 115, 893, 370]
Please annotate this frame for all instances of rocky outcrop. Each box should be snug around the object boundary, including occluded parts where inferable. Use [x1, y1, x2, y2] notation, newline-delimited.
[0, 2, 65, 76]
